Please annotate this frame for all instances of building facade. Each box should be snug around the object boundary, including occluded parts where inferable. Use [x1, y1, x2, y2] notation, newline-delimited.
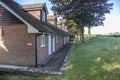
[0, 0, 69, 67]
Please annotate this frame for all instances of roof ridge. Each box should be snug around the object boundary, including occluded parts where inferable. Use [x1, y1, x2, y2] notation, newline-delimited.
[22, 3, 45, 9]
[22, 3, 45, 6]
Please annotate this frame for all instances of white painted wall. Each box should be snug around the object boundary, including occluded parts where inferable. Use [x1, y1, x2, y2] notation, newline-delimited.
[27, 24, 39, 33]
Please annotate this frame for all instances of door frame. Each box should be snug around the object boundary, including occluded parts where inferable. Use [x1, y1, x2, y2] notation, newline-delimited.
[52, 34, 55, 52]
[48, 34, 52, 55]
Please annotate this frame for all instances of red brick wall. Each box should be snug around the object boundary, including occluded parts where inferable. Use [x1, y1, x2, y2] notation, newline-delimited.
[0, 24, 36, 67]
[55, 35, 64, 51]
[48, 20, 54, 25]
[36, 35, 49, 65]
[28, 10, 41, 20]
[55, 35, 58, 50]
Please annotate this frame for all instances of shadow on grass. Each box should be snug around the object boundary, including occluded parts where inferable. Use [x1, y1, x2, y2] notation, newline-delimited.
[64, 37, 120, 80]
[64, 55, 120, 80]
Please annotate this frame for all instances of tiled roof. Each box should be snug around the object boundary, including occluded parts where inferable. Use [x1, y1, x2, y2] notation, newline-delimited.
[0, 0, 55, 33]
[22, 3, 44, 9]
[22, 3, 49, 14]
[47, 15, 56, 21]
[47, 23, 69, 36]
[0, 0, 69, 36]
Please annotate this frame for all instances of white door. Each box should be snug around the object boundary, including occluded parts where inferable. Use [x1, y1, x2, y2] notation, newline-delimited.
[48, 34, 52, 55]
[53, 34, 55, 52]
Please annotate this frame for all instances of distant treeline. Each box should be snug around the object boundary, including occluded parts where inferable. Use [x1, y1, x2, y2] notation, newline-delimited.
[96, 32, 120, 37]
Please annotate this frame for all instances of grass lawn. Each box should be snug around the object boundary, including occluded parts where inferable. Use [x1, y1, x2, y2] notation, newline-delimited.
[0, 37, 120, 80]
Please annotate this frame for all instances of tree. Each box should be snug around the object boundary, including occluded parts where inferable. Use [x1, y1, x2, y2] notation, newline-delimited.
[50, 0, 113, 43]
[88, 25, 91, 35]
[64, 19, 80, 40]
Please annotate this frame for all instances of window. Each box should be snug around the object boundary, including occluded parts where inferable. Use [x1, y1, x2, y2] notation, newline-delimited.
[56, 36, 58, 43]
[42, 10, 46, 22]
[40, 34, 45, 47]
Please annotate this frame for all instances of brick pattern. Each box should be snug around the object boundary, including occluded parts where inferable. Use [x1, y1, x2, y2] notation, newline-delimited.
[0, 23, 35, 67]
[56, 36, 64, 50]
[0, 2, 70, 68]
[37, 35, 49, 65]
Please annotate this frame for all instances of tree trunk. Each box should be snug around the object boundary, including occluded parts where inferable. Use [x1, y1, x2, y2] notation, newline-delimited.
[80, 27, 84, 43]
[77, 35, 79, 40]
[79, 33, 82, 41]
[88, 25, 91, 35]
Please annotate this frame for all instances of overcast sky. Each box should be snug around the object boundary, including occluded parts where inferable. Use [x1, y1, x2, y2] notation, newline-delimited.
[14, 0, 120, 34]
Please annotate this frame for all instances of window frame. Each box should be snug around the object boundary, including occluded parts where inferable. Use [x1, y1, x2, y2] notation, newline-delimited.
[42, 10, 46, 22]
[40, 34, 46, 47]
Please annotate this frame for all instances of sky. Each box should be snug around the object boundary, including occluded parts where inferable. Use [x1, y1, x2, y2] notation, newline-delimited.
[90, 0, 120, 34]
[14, 0, 120, 34]
[14, 0, 54, 15]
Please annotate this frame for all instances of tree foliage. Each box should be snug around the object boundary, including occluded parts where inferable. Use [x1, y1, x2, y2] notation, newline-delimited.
[64, 19, 80, 39]
[50, 0, 113, 42]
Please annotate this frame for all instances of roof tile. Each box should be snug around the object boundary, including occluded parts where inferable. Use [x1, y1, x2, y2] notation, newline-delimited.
[0, 0, 69, 36]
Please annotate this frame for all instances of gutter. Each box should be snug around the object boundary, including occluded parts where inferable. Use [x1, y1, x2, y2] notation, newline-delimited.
[35, 34, 40, 68]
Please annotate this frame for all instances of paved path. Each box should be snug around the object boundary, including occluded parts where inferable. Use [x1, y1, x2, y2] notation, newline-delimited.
[38, 44, 71, 71]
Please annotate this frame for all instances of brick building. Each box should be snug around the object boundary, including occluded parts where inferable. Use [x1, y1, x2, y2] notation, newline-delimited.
[0, 0, 69, 68]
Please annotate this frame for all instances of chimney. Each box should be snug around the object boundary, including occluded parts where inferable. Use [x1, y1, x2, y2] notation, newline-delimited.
[47, 15, 57, 27]
[57, 21, 62, 29]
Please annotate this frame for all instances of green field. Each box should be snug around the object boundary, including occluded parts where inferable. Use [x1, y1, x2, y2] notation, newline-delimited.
[0, 37, 120, 80]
